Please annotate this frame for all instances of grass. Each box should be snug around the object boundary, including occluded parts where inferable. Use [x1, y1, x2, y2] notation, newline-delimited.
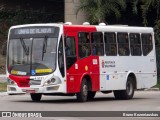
[0, 82, 7, 92]
[0, 54, 6, 74]
[154, 79, 160, 88]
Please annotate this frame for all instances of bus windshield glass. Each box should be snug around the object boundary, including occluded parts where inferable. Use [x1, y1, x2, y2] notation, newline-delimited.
[8, 26, 59, 76]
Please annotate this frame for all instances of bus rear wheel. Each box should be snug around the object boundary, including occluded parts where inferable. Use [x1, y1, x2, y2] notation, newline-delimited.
[76, 78, 88, 102]
[114, 77, 135, 100]
[30, 93, 42, 101]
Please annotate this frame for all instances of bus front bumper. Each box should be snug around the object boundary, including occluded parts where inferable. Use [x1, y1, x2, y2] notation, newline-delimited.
[7, 84, 64, 95]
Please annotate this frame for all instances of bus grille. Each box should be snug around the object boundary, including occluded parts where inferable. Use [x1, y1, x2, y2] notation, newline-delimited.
[29, 80, 41, 85]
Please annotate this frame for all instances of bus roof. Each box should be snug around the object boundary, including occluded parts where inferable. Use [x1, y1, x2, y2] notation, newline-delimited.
[64, 24, 153, 33]
[9, 23, 154, 34]
[96, 25, 153, 33]
[9, 23, 63, 30]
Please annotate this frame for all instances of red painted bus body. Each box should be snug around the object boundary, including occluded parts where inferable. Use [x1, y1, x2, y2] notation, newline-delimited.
[64, 25, 100, 93]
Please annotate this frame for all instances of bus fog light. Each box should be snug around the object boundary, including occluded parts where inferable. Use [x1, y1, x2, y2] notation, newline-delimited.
[44, 80, 51, 86]
[46, 80, 51, 85]
[51, 78, 56, 83]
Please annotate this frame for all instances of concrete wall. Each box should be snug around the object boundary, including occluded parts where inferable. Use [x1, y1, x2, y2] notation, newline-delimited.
[65, 0, 88, 25]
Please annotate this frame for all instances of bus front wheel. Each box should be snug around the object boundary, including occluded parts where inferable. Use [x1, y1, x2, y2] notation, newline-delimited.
[76, 78, 88, 102]
[30, 93, 42, 101]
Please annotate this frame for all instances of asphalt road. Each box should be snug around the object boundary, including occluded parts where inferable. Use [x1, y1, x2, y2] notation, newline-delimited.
[0, 91, 160, 120]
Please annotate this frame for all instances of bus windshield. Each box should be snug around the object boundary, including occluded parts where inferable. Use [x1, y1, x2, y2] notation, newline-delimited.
[8, 37, 58, 76]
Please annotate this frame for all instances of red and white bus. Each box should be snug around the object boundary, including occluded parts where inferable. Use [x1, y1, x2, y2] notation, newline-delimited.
[7, 23, 157, 102]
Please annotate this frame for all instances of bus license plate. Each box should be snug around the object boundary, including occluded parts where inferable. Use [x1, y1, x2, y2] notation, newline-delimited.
[26, 90, 36, 93]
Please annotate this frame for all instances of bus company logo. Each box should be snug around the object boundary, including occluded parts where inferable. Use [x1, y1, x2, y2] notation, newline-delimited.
[2, 112, 11, 117]
[102, 60, 116, 68]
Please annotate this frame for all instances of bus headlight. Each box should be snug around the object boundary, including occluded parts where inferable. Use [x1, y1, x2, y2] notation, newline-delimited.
[7, 78, 17, 86]
[44, 76, 61, 86]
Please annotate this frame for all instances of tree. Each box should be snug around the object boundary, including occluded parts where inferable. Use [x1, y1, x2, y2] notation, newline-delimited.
[131, 0, 160, 37]
[140, 0, 160, 43]
[77, 0, 126, 24]
[0, 4, 5, 11]
[141, 0, 160, 26]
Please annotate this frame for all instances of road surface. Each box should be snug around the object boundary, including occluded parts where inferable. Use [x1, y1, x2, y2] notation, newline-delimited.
[0, 91, 160, 120]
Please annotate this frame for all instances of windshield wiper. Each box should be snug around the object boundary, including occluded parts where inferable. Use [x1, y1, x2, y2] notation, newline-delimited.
[42, 36, 48, 61]
[20, 38, 29, 55]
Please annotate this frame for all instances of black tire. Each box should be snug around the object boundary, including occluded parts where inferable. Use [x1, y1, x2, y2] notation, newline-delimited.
[76, 78, 88, 102]
[114, 77, 135, 100]
[123, 77, 135, 99]
[113, 90, 123, 100]
[30, 93, 42, 101]
[87, 91, 96, 100]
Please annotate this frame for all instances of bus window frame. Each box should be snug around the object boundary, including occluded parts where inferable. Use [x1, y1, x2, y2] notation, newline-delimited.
[141, 33, 153, 56]
[117, 32, 130, 56]
[129, 33, 142, 56]
[91, 32, 104, 56]
[78, 32, 91, 59]
[104, 32, 117, 56]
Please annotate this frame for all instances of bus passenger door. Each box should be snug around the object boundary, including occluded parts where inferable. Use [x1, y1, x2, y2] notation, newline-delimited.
[65, 35, 77, 93]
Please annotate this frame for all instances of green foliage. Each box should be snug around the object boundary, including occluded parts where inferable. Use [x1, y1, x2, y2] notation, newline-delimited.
[154, 19, 160, 44]
[131, 0, 160, 47]
[0, 7, 63, 37]
[77, 0, 126, 24]
[156, 46, 160, 75]
[131, 0, 160, 27]
[0, 7, 62, 56]
[154, 78, 160, 88]
[141, 0, 160, 26]
[0, 82, 7, 92]
[131, 0, 139, 15]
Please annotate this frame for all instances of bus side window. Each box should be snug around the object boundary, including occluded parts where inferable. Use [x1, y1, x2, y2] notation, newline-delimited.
[78, 32, 91, 58]
[141, 34, 153, 56]
[65, 37, 77, 69]
[117, 33, 130, 56]
[104, 32, 117, 56]
[129, 33, 142, 56]
[91, 32, 104, 56]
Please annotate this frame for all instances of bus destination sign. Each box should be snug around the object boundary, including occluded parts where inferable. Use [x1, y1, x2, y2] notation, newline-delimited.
[10, 26, 59, 38]
[15, 28, 54, 35]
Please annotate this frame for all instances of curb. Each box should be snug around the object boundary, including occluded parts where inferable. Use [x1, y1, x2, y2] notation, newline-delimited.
[144, 88, 160, 91]
[136, 88, 160, 91]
